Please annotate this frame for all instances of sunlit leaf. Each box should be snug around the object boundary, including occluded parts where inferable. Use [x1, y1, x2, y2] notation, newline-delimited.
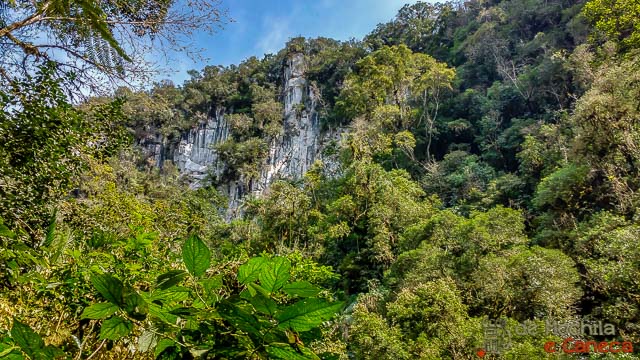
[277, 299, 343, 332]
[182, 235, 211, 277]
[259, 257, 291, 293]
[91, 274, 124, 306]
[283, 281, 321, 298]
[81, 302, 119, 320]
[237, 257, 267, 284]
[99, 316, 132, 340]
[156, 270, 187, 290]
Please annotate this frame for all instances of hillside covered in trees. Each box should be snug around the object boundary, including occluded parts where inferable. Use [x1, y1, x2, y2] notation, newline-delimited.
[1, 0, 640, 358]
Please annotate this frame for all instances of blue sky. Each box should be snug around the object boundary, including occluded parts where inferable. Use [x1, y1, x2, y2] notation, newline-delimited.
[161, 0, 420, 84]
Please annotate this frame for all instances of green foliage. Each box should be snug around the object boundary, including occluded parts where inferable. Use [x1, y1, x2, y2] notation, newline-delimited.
[243, 181, 315, 253]
[321, 161, 437, 292]
[0, 66, 81, 239]
[533, 163, 591, 211]
[214, 137, 269, 183]
[81, 302, 119, 320]
[182, 234, 211, 277]
[5, 320, 63, 360]
[48, 0, 131, 61]
[472, 246, 582, 319]
[259, 256, 291, 293]
[335, 44, 455, 169]
[569, 58, 640, 213]
[110, 83, 188, 139]
[1, 0, 227, 92]
[365, 2, 456, 60]
[91, 274, 126, 306]
[583, 0, 640, 52]
[277, 298, 343, 332]
[0, 64, 127, 243]
[337, 45, 454, 127]
[4, 1, 640, 359]
[305, 39, 367, 121]
[348, 300, 412, 360]
[575, 212, 640, 341]
[99, 316, 133, 341]
[77, 239, 344, 359]
[422, 151, 497, 210]
[385, 278, 481, 359]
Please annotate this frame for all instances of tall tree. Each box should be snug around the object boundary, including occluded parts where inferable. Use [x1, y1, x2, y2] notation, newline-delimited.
[0, 0, 228, 92]
[583, 0, 640, 52]
[337, 45, 454, 165]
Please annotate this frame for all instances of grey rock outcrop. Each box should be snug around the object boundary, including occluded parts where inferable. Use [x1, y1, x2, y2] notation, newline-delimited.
[140, 53, 343, 212]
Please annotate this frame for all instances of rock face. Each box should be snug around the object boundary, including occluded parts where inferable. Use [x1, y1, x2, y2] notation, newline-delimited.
[257, 53, 324, 193]
[140, 53, 342, 211]
[173, 107, 230, 186]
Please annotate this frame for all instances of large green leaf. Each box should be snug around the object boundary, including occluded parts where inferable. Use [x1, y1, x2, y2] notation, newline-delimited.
[123, 292, 148, 319]
[0, 218, 16, 239]
[282, 281, 321, 298]
[247, 292, 277, 316]
[248, 282, 270, 297]
[0, 343, 23, 359]
[41, 345, 64, 359]
[277, 299, 343, 332]
[10, 320, 44, 359]
[154, 339, 176, 358]
[148, 303, 179, 325]
[43, 211, 56, 248]
[91, 274, 124, 306]
[149, 287, 191, 303]
[99, 316, 133, 340]
[156, 270, 187, 290]
[0, 352, 24, 360]
[80, 302, 119, 320]
[259, 257, 291, 293]
[182, 235, 211, 277]
[218, 301, 262, 336]
[237, 257, 268, 284]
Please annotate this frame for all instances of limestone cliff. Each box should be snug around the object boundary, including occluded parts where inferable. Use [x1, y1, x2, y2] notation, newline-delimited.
[140, 53, 342, 211]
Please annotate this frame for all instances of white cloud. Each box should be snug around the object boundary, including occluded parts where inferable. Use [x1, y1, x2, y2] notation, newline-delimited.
[255, 15, 293, 55]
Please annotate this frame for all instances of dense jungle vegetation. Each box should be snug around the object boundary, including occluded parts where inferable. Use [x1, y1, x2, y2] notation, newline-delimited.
[1, 0, 640, 358]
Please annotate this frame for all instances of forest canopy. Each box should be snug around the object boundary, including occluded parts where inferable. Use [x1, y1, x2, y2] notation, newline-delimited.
[1, 0, 640, 359]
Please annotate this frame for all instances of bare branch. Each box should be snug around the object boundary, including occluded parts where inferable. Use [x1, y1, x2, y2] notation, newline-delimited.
[0, 2, 49, 38]
[0, 0, 229, 94]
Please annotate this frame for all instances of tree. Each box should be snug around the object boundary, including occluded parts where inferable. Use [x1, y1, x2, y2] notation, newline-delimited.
[386, 278, 481, 359]
[337, 45, 416, 124]
[574, 212, 640, 342]
[570, 58, 640, 213]
[0, 0, 228, 92]
[365, 1, 456, 61]
[421, 150, 496, 209]
[583, 0, 640, 52]
[315, 160, 437, 293]
[336, 45, 454, 165]
[412, 54, 455, 161]
[0, 64, 127, 242]
[471, 246, 582, 320]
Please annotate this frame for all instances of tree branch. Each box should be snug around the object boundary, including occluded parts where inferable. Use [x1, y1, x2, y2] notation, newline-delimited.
[0, 2, 49, 38]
